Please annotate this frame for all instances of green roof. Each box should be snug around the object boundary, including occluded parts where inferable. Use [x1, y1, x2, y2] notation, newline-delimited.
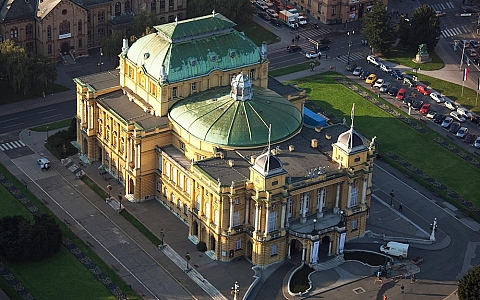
[126, 13, 260, 84]
[169, 86, 303, 148]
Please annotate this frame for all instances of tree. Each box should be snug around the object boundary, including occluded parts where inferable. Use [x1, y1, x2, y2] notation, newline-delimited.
[186, 0, 253, 22]
[397, 5, 441, 52]
[361, 1, 396, 55]
[458, 265, 480, 300]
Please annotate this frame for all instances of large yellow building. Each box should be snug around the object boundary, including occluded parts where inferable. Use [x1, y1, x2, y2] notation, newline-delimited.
[74, 13, 376, 267]
[0, 0, 186, 59]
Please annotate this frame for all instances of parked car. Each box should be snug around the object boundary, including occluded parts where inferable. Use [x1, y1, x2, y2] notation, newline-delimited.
[257, 11, 269, 19]
[467, 48, 477, 57]
[420, 103, 431, 114]
[445, 100, 457, 110]
[270, 17, 282, 26]
[318, 38, 331, 44]
[456, 127, 469, 138]
[317, 44, 330, 51]
[352, 66, 363, 76]
[457, 107, 472, 119]
[435, 10, 446, 17]
[287, 44, 302, 52]
[365, 74, 377, 84]
[367, 55, 380, 67]
[471, 40, 479, 48]
[266, 8, 278, 18]
[471, 113, 480, 125]
[441, 116, 453, 128]
[412, 100, 423, 110]
[373, 78, 384, 88]
[391, 70, 404, 80]
[416, 85, 431, 95]
[37, 158, 51, 170]
[465, 133, 477, 144]
[396, 88, 407, 100]
[360, 70, 370, 80]
[403, 96, 413, 106]
[380, 64, 392, 73]
[426, 109, 437, 118]
[379, 82, 392, 93]
[388, 86, 399, 97]
[449, 122, 461, 133]
[450, 111, 466, 122]
[403, 75, 416, 87]
[430, 92, 445, 103]
[474, 137, 480, 148]
[433, 113, 444, 123]
[459, 39, 469, 48]
[256, 1, 269, 10]
[306, 51, 322, 59]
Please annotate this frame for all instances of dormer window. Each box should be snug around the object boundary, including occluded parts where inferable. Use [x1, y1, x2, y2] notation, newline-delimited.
[190, 58, 197, 66]
[229, 50, 236, 58]
[210, 55, 217, 62]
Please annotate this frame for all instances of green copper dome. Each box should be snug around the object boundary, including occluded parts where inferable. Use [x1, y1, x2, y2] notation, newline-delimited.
[169, 78, 303, 149]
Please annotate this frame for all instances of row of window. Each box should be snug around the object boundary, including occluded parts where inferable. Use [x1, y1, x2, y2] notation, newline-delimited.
[234, 239, 277, 256]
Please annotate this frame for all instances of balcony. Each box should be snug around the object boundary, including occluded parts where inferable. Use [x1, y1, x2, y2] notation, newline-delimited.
[288, 210, 344, 238]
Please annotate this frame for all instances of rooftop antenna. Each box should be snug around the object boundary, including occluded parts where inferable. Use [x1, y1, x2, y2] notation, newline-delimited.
[266, 124, 272, 173]
[212, 9, 215, 17]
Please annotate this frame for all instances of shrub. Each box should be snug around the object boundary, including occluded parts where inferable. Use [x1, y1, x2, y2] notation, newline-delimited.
[196, 241, 207, 252]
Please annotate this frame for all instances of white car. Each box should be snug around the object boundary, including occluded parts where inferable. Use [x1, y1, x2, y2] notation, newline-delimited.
[474, 137, 480, 148]
[457, 107, 472, 118]
[467, 48, 477, 57]
[426, 110, 436, 118]
[380, 64, 392, 73]
[266, 8, 278, 18]
[373, 78, 384, 88]
[352, 66, 363, 76]
[37, 157, 51, 170]
[456, 127, 469, 138]
[367, 55, 380, 67]
[305, 51, 322, 59]
[430, 92, 445, 103]
[450, 111, 466, 122]
[445, 100, 457, 110]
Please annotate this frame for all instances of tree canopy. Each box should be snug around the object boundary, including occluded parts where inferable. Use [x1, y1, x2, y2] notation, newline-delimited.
[0, 40, 57, 96]
[361, 1, 396, 55]
[458, 265, 480, 300]
[397, 5, 441, 52]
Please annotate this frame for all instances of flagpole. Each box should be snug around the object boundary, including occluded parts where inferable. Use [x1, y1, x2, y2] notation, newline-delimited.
[462, 81, 465, 96]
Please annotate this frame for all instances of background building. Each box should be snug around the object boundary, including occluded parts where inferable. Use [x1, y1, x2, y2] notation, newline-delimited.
[0, 0, 186, 59]
[74, 13, 377, 267]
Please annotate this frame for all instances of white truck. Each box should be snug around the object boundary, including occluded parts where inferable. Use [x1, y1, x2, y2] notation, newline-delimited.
[279, 10, 297, 28]
[380, 241, 409, 258]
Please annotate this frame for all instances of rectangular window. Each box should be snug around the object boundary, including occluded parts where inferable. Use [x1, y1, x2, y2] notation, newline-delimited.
[158, 156, 163, 172]
[272, 180, 278, 186]
[235, 198, 240, 205]
[179, 141, 185, 151]
[351, 219, 358, 230]
[233, 211, 240, 226]
[160, 0, 165, 9]
[271, 244, 277, 256]
[156, 182, 161, 192]
[179, 173, 184, 189]
[165, 161, 170, 177]
[268, 211, 277, 232]
[235, 238, 241, 250]
[249, 69, 255, 80]
[186, 179, 191, 195]
[172, 87, 177, 98]
[98, 11, 105, 23]
[168, 0, 174, 9]
[331, 7, 336, 15]
[299, 193, 309, 214]
[354, 157, 360, 162]
[191, 82, 196, 92]
[350, 187, 358, 207]
[172, 168, 177, 184]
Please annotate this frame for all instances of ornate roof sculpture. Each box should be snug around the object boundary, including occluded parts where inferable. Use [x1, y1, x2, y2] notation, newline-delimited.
[335, 103, 367, 154]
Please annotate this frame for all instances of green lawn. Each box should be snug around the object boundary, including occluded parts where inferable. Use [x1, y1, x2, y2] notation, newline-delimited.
[269, 61, 321, 76]
[383, 48, 444, 71]
[31, 118, 73, 132]
[294, 73, 479, 206]
[0, 80, 69, 106]
[234, 16, 280, 46]
[0, 164, 139, 300]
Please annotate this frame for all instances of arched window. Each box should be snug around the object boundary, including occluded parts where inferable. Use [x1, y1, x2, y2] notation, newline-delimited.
[195, 195, 200, 211]
[213, 209, 218, 225]
[150, 0, 156, 12]
[124, 0, 131, 13]
[59, 20, 70, 35]
[10, 27, 18, 40]
[25, 24, 33, 39]
[78, 19, 82, 34]
[47, 26, 51, 40]
[205, 201, 210, 219]
[115, 2, 121, 16]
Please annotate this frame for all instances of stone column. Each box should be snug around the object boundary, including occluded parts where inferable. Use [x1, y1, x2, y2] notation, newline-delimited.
[300, 193, 307, 224]
[254, 203, 259, 232]
[244, 197, 250, 225]
[287, 240, 291, 258]
[229, 198, 234, 231]
[280, 201, 286, 229]
[302, 247, 306, 261]
[328, 240, 332, 256]
[361, 178, 368, 205]
[265, 204, 270, 235]
[317, 188, 325, 218]
[334, 182, 341, 214]
[347, 183, 352, 208]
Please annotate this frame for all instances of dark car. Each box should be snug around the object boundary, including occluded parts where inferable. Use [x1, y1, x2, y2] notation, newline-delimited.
[465, 133, 477, 144]
[270, 17, 281, 26]
[318, 38, 332, 44]
[449, 122, 461, 133]
[403, 74, 416, 87]
[412, 100, 423, 110]
[470, 113, 480, 125]
[346, 63, 357, 72]
[402, 96, 413, 106]
[257, 12, 270, 20]
[391, 69, 404, 80]
[317, 44, 330, 51]
[287, 44, 302, 52]
[359, 70, 370, 80]
[388, 86, 399, 97]
[433, 113, 445, 123]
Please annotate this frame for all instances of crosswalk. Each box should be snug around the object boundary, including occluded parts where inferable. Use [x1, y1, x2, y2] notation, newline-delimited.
[430, 2, 454, 11]
[0, 140, 26, 151]
[336, 52, 364, 64]
[298, 28, 331, 40]
[441, 25, 469, 38]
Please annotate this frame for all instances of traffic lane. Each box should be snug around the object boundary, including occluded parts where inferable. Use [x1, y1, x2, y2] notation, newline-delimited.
[268, 49, 308, 70]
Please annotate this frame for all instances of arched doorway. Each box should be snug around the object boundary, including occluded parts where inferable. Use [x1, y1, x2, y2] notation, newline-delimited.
[128, 178, 134, 194]
[320, 236, 331, 257]
[61, 42, 69, 55]
[246, 241, 253, 260]
[210, 235, 216, 252]
[97, 145, 102, 162]
[193, 220, 199, 236]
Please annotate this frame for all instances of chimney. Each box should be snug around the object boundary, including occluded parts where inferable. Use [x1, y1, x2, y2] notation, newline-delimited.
[228, 160, 235, 167]
[289, 145, 295, 152]
[311, 139, 318, 148]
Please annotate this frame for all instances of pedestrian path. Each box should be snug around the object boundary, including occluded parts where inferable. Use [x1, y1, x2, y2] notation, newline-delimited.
[441, 25, 470, 38]
[0, 140, 26, 151]
[336, 52, 364, 64]
[430, 2, 455, 11]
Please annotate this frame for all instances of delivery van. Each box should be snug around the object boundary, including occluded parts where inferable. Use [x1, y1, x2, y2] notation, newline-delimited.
[380, 242, 409, 258]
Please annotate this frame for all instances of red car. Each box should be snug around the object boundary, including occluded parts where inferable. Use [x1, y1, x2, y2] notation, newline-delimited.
[396, 88, 406, 100]
[416, 85, 431, 95]
[420, 103, 431, 114]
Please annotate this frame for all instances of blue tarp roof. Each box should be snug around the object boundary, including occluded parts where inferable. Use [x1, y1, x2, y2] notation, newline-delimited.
[303, 107, 327, 127]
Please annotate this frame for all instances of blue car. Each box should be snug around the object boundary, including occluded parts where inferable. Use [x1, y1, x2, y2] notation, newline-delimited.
[391, 69, 403, 80]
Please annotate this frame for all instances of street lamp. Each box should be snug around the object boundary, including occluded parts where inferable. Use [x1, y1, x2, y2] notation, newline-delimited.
[312, 218, 317, 233]
[430, 218, 438, 241]
[347, 30, 355, 66]
[185, 252, 191, 271]
[98, 48, 104, 72]
[46, 125, 49, 140]
[231, 281, 240, 300]
[117, 194, 122, 212]
[107, 184, 112, 199]
[159, 228, 165, 246]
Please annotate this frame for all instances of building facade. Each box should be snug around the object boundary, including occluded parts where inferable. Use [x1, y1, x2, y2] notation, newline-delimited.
[74, 13, 377, 267]
[287, 0, 388, 25]
[0, 0, 186, 59]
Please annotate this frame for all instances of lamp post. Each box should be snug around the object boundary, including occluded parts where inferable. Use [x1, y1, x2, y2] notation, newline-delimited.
[107, 184, 112, 200]
[413, 68, 420, 83]
[46, 125, 49, 140]
[312, 218, 317, 233]
[430, 218, 438, 241]
[185, 252, 191, 271]
[117, 194, 122, 212]
[389, 190, 395, 206]
[98, 48, 104, 72]
[347, 30, 355, 66]
[160, 228, 165, 245]
[231, 281, 240, 300]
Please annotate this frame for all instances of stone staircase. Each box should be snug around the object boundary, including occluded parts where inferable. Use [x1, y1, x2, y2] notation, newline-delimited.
[313, 255, 346, 271]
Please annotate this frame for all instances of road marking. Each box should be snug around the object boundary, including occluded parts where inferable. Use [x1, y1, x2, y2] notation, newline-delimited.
[336, 52, 364, 64]
[0, 140, 27, 151]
